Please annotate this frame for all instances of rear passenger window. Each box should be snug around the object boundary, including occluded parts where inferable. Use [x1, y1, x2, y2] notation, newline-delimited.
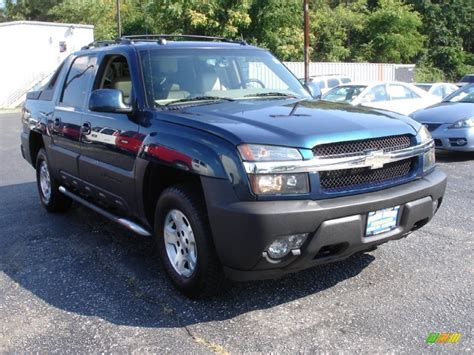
[61, 55, 96, 108]
[39, 61, 65, 101]
[315, 80, 325, 89]
[341, 77, 351, 83]
[328, 78, 339, 88]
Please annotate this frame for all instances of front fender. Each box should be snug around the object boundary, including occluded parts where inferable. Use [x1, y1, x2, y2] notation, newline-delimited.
[137, 121, 253, 199]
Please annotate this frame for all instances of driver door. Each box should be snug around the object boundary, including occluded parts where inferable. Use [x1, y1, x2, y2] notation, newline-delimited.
[78, 52, 141, 211]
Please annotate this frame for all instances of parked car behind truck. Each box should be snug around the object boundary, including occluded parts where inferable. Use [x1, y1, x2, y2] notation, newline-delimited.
[322, 81, 439, 116]
[411, 84, 474, 151]
[21, 35, 446, 298]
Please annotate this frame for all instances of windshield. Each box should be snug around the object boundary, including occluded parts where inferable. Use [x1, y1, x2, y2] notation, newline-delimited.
[460, 75, 474, 83]
[443, 84, 474, 103]
[322, 85, 367, 103]
[139, 48, 310, 106]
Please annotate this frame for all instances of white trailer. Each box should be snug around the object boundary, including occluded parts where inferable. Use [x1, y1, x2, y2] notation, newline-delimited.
[0, 21, 94, 108]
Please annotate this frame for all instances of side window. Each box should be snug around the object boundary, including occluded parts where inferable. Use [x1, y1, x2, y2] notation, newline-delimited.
[39, 61, 65, 101]
[315, 80, 325, 89]
[328, 78, 339, 88]
[432, 86, 444, 97]
[387, 84, 420, 100]
[341, 77, 351, 83]
[363, 85, 388, 102]
[61, 55, 96, 107]
[94, 55, 133, 104]
[444, 85, 456, 97]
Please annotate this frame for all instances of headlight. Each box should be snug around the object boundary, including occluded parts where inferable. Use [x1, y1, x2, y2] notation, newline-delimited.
[239, 144, 309, 195]
[249, 173, 309, 195]
[238, 144, 302, 161]
[448, 118, 474, 129]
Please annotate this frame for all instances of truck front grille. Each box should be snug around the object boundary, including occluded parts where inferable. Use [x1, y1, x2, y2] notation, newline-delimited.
[313, 135, 412, 158]
[319, 158, 415, 192]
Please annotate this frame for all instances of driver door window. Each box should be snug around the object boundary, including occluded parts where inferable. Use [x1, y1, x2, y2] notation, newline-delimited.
[95, 55, 133, 104]
[362, 85, 388, 103]
[387, 84, 419, 100]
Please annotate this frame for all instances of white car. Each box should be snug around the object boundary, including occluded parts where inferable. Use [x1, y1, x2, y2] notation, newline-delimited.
[84, 127, 120, 145]
[306, 75, 352, 94]
[415, 83, 459, 99]
[322, 81, 440, 116]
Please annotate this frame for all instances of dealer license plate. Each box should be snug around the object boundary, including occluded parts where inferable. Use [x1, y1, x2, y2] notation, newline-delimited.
[366, 206, 400, 237]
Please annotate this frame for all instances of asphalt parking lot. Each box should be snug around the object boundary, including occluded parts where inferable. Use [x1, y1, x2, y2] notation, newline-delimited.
[0, 112, 472, 353]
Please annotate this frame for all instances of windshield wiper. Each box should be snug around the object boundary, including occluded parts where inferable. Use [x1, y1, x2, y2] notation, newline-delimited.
[164, 96, 235, 106]
[243, 92, 298, 99]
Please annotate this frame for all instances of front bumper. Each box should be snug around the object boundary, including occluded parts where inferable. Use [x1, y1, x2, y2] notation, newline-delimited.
[202, 167, 447, 281]
[430, 124, 474, 152]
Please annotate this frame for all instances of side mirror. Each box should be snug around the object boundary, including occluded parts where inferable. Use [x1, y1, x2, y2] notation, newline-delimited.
[89, 89, 132, 113]
[26, 91, 41, 100]
[304, 82, 322, 100]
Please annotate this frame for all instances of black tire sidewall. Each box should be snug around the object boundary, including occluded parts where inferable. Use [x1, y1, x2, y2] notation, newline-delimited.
[36, 149, 52, 206]
[154, 187, 217, 296]
[35, 148, 71, 212]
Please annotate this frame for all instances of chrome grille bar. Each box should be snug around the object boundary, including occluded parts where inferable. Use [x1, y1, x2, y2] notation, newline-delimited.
[242, 139, 434, 174]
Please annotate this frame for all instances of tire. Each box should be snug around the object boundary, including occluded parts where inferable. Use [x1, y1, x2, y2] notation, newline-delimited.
[154, 184, 225, 298]
[35, 148, 72, 213]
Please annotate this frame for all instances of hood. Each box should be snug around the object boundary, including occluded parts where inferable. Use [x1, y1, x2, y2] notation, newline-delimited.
[156, 99, 420, 149]
[411, 102, 474, 124]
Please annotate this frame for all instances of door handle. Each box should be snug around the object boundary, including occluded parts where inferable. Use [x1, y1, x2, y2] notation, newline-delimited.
[81, 121, 91, 135]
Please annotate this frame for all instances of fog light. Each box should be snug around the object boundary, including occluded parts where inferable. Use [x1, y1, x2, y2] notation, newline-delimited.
[456, 138, 467, 146]
[266, 233, 308, 259]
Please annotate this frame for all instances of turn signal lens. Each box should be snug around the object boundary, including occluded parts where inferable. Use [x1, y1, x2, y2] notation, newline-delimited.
[249, 173, 309, 195]
[423, 147, 436, 172]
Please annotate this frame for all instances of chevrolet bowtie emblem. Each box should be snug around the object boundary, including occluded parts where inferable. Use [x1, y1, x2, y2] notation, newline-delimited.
[365, 149, 387, 169]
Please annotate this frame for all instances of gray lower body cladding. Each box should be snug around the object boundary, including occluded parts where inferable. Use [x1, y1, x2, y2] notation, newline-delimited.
[202, 167, 447, 281]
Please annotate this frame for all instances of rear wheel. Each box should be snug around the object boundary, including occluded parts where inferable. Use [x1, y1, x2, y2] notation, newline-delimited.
[154, 184, 225, 298]
[36, 148, 72, 212]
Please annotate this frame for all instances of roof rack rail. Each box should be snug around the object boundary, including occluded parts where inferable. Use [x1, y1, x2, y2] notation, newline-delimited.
[81, 38, 132, 50]
[120, 34, 247, 45]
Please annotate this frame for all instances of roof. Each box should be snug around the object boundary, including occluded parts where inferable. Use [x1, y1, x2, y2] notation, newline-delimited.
[0, 20, 94, 29]
[76, 36, 262, 55]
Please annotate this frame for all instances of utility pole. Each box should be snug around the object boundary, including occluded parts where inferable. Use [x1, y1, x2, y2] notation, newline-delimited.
[303, 0, 310, 84]
[116, 0, 122, 38]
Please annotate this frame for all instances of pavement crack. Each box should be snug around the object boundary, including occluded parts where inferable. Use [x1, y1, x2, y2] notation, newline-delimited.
[182, 326, 229, 355]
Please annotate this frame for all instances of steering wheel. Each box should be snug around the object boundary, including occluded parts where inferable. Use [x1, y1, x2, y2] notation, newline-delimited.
[243, 78, 266, 89]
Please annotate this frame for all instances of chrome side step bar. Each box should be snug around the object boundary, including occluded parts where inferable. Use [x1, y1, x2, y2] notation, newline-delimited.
[58, 186, 152, 237]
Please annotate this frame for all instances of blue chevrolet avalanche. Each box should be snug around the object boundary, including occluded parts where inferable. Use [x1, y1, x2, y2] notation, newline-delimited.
[21, 35, 447, 298]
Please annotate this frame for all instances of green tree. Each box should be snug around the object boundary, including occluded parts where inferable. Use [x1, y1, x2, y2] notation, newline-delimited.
[312, 1, 367, 62]
[48, 0, 116, 40]
[127, 0, 251, 38]
[360, 0, 425, 63]
[406, 0, 474, 80]
[3, 0, 62, 21]
[247, 0, 306, 61]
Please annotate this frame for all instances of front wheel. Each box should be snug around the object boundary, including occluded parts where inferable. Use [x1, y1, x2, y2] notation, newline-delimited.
[36, 148, 72, 212]
[154, 184, 225, 298]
